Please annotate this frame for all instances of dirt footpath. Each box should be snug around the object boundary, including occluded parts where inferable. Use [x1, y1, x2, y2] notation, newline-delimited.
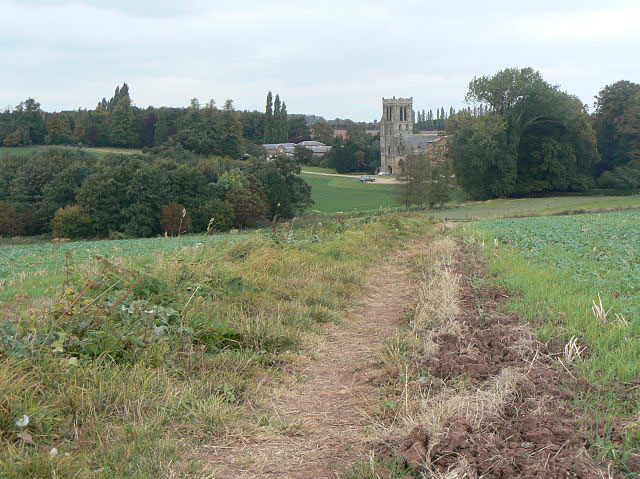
[204, 239, 427, 478]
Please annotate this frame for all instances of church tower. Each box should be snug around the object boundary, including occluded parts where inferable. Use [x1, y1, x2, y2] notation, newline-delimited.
[380, 97, 414, 174]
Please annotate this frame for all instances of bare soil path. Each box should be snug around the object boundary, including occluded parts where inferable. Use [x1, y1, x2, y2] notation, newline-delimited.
[204, 238, 427, 478]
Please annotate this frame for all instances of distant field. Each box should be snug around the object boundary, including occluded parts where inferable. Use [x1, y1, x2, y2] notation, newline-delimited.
[0, 145, 141, 157]
[426, 195, 640, 220]
[302, 170, 640, 216]
[302, 172, 398, 213]
[300, 166, 337, 174]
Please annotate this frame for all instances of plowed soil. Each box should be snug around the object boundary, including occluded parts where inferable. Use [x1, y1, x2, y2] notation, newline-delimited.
[400, 245, 605, 478]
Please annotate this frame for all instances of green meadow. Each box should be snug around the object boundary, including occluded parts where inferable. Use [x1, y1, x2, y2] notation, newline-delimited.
[302, 170, 640, 216]
[301, 172, 398, 214]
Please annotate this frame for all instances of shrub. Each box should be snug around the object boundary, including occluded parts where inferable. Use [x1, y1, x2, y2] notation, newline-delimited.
[0, 201, 25, 236]
[224, 189, 268, 228]
[200, 199, 235, 233]
[50, 205, 92, 239]
[160, 203, 192, 236]
[2, 129, 25, 146]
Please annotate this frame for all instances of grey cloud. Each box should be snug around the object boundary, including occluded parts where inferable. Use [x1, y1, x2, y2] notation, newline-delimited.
[0, 0, 638, 120]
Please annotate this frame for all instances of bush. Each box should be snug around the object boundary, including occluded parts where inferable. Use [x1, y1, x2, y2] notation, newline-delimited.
[200, 199, 235, 232]
[50, 205, 92, 238]
[160, 203, 192, 236]
[225, 189, 268, 228]
[0, 201, 25, 236]
[583, 188, 639, 196]
[2, 129, 25, 146]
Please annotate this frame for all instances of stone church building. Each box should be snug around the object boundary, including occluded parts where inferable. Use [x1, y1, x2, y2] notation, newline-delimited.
[380, 97, 443, 175]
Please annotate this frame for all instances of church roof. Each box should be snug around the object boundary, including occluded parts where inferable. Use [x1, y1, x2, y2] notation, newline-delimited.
[398, 133, 441, 150]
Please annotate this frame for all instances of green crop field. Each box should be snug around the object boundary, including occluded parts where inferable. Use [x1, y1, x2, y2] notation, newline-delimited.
[428, 195, 640, 220]
[0, 233, 252, 299]
[302, 172, 398, 213]
[475, 210, 640, 320]
[470, 210, 640, 464]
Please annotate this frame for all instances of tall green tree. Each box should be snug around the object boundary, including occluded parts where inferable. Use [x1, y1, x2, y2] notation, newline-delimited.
[273, 94, 282, 142]
[109, 85, 135, 146]
[311, 119, 334, 144]
[45, 113, 72, 144]
[77, 157, 136, 234]
[450, 67, 598, 198]
[153, 108, 179, 146]
[287, 115, 309, 142]
[264, 91, 274, 143]
[280, 101, 289, 142]
[12, 98, 46, 145]
[396, 154, 425, 209]
[125, 163, 163, 237]
[250, 156, 313, 218]
[218, 100, 243, 158]
[593, 80, 640, 181]
[447, 111, 516, 200]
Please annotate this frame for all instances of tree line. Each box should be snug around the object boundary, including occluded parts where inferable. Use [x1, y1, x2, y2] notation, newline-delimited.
[413, 105, 493, 132]
[446, 68, 640, 200]
[0, 85, 312, 156]
[0, 148, 312, 238]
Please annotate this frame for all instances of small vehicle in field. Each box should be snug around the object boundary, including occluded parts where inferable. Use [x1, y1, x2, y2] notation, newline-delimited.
[359, 176, 376, 182]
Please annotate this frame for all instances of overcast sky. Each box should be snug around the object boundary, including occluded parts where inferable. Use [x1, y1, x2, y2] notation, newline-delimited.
[1, 0, 638, 121]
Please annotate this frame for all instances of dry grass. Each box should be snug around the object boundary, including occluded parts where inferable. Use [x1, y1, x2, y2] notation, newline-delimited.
[412, 237, 460, 335]
[410, 367, 523, 443]
[369, 233, 542, 476]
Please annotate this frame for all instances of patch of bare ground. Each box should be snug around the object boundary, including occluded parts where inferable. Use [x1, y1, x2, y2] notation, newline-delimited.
[202, 237, 430, 478]
[395, 238, 606, 478]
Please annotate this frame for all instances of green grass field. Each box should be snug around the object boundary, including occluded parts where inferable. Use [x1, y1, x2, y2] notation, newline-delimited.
[300, 166, 337, 174]
[303, 170, 640, 216]
[302, 172, 398, 213]
[469, 210, 640, 468]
